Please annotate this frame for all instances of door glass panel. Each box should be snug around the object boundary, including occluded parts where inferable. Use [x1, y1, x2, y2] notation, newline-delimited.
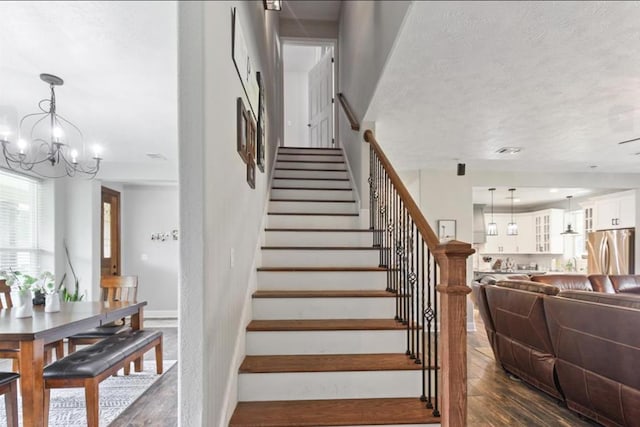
[103, 202, 111, 258]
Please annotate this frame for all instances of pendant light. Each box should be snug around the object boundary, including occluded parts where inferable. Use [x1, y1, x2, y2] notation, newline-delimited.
[561, 195, 579, 235]
[486, 188, 498, 236]
[507, 188, 518, 235]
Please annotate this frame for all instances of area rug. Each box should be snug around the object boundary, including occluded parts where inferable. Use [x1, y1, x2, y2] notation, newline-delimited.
[0, 360, 176, 427]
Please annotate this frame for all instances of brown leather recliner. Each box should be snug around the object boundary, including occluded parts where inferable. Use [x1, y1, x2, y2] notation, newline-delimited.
[471, 282, 499, 361]
[531, 274, 593, 291]
[545, 292, 640, 426]
[588, 274, 616, 293]
[485, 280, 563, 400]
[609, 275, 640, 294]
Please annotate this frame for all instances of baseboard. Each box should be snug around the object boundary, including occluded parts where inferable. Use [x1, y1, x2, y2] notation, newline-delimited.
[146, 310, 178, 319]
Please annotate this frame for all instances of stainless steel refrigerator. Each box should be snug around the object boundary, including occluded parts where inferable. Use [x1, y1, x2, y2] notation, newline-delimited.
[587, 228, 635, 275]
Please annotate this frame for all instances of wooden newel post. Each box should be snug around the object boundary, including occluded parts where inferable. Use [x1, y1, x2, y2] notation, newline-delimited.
[434, 240, 475, 427]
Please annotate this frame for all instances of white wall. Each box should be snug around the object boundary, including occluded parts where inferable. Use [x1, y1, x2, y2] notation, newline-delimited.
[338, 1, 412, 208]
[284, 71, 309, 146]
[280, 18, 338, 39]
[121, 184, 178, 317]
[179, 1, 282, 425]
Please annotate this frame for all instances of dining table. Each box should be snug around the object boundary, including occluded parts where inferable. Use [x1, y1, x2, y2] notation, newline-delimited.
[0, 300, 147, 427]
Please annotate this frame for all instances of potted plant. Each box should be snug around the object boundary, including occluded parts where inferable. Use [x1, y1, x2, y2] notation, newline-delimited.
[57, 241, 85, 302]
[0, 269, 37, 318]
[32, 272, 61, 313]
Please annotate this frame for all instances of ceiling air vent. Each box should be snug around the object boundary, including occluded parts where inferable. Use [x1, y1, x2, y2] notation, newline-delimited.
[496, 147, 522, 154]
[146, 153, 167, 160]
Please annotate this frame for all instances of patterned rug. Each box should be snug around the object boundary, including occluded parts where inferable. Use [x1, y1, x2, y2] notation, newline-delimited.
[0, 360, 176, 427]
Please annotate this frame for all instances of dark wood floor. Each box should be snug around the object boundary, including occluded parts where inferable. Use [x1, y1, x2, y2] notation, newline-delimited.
[110, 325, 178, 427]
[112, 313, 599, 426]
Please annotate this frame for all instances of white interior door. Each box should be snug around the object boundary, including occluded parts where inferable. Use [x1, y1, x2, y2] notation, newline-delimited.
[308, 48, 334, 148]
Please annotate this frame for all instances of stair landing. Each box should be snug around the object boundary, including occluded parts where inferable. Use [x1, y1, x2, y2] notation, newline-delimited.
[230, 398, 439, 427]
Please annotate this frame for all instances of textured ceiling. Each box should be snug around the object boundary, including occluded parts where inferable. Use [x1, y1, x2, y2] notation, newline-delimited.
[366, 1, 640, 173]
[0, 1, 177, 180]
[281, 0, 342, 21]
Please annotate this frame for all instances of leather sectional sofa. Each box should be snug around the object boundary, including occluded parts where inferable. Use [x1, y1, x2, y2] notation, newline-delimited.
[472, 274, 640, 427]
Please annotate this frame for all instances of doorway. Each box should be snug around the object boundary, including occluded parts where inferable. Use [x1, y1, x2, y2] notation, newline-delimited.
[283, 41, 336, 148]
[101, 186, 121, 276]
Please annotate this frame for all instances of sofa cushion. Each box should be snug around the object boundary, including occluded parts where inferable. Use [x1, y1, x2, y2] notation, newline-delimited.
[559, 290, 640, 309]
[478, 275, 497, 285]
[496, 279, 560, 296]
[588, 275, 616, 294]
[609, 275, 640, 294]
[531, 274, 593, 291]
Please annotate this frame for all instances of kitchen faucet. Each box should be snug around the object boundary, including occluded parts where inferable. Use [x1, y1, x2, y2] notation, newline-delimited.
[569, 257, 578, 272]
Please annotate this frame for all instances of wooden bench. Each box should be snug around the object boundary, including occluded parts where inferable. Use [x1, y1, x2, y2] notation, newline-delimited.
[0, 372, 19, 427]
[43, 329, 163, 426]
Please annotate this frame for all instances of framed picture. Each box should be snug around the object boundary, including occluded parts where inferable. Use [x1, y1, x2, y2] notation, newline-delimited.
[256, 71, 266, 173]
[232, 7, 259, 119]
[437, 219, 456, 242]
[236, 97, 248, 163]
[247, 156, 256, 189]
[247, 112, 256, 161]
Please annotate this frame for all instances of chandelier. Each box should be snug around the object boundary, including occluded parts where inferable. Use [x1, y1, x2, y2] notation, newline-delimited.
[0, 73, 102, 178]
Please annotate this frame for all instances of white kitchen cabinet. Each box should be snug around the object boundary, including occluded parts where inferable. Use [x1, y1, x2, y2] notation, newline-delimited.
[484, 213, 512, 253]
[533, 209, 564, 254]
[515, 213, 536, 254]
[593, 191, 635, 230]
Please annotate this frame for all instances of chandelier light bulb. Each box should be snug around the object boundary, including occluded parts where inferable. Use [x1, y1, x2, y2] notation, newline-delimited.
[93, 145, 102, 159]
[71, 149, 78, 164]
[52, 126, 64, 141]
[17, 138, 28, 154]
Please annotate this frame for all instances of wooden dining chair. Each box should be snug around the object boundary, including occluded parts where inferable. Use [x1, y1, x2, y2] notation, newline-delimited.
[0, 372, 19, 427]
[67, 275, 138, 353]
[0, 280, 64, 371]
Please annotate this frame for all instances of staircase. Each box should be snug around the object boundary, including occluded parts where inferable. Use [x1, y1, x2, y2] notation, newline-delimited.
[230, 146, 440, 427]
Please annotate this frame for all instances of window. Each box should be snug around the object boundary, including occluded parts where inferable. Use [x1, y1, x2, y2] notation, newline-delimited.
[0, 170, 41, 275]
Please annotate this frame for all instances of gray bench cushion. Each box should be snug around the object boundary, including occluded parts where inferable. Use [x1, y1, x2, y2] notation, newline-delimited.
[44, 329, 161, 379]
[0, 372, 19, 386]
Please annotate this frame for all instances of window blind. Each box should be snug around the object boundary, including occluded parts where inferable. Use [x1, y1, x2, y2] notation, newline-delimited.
[0, 169, 41, 276]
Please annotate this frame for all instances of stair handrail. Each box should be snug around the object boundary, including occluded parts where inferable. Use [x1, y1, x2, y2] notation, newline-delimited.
[363, 130, 438, 250]
[337, 93, 360, 131]
[364, 129, 474, 427]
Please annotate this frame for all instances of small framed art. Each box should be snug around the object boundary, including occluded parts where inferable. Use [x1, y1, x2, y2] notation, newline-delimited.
[437, 219, 456, 242]
[236, 97, 248, 163]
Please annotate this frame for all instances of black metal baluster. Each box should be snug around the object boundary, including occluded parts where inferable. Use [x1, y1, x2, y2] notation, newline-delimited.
[369, 147, 374, 232]
[425, 249, 433, 409]
[394, 191, 400, 320]
[432, 261, 440, 417]
[414, 225, 421, 365]
[420, 240, 427, 403]
[409, 221, 415, 359]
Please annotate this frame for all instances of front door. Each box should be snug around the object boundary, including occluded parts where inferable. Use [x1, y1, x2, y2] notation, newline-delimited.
[101, 187, 121, 276]
[308, 47, 334, 148]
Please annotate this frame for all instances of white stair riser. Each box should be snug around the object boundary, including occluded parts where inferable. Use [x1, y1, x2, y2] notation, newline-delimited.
[252, 297, 395, 319]
[278, 154, 344, 162]
[246, 330, 406, 355]
[271, 189, 354, 200]
[269, 201, 357, 214]
[265, 231, 374, 247]
[257, 271, 387, 290]
[267, 214, 362, 228]
[272, 178, 351, 189]
[276, 162, 346, 171]
[238, 370, 424, 400]
[261, 249, 380, 267]
[279, 148, 342, 155]
[275, 169, 348, 179]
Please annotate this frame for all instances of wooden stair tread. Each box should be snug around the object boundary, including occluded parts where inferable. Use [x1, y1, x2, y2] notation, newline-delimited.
[273, 177, 349, 181]
[258, 266, 387, 272]
[265, 228, 378, 232]
[261, 246, 382, 250]
[277, 160, 345, 164]
[278, 153, 344, 157]
[275, 168, 348, 172]
[240, 354, 427, 373]
[247, 319, 408, 331]
[230, 397, 439, 427]
[270, 198, 356, 203]
[271, 187, 352, 191]
[267, 212, 359, 216]
[253, 290, 394, 298]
